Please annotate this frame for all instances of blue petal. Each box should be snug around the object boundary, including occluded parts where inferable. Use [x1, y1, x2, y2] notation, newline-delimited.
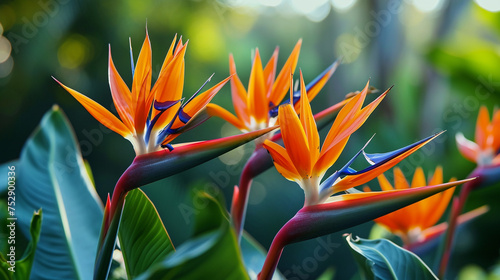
[155, 74, 215, 144]
[156, 103, 185, 145]
[319, 170, 341, 193]
[177, 108, 191, 124]
[129, 37, 135, 77]
[154, 100, 181, 111]
[184, 73, 214, 106]
[319, 136, 373, 193]
[145, 99, 181, 144]
[161, 143, 174, 151]
[353, 133, 439, 175]
[318, 133, 438, 195]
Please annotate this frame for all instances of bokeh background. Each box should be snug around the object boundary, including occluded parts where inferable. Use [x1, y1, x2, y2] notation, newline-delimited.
[1, 0, 500, 279]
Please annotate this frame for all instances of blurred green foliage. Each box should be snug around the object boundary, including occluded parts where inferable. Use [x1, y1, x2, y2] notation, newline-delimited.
[2, 0, 500, 279]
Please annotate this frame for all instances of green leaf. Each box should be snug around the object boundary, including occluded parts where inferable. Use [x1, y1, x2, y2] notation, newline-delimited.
[0, 257, 11, 280]
[0, 161, 18, 195]
[0, 210, 42, 280]
[317, 267, 335, 280]
[15, 106, 103, 279]
[118, 188, 174, 279]
[345, 235, 437, 280]
[136, 192, 249, 280]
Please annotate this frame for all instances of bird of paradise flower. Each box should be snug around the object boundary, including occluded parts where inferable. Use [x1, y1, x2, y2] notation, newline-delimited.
[54, 30, 230, 155]
[207, 39, 338, 139]
[258, 72, 473, 280]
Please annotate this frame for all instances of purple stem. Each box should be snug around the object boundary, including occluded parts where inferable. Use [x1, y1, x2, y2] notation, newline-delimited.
[438, 167, 482, 278]
[231, 147, 273, 241]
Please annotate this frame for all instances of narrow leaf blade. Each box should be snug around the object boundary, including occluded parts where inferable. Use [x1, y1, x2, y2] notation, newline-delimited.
[0, 210, 42, 280]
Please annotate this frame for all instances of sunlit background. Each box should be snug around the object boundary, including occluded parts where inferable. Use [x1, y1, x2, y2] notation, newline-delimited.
[2, 0, 500, 278]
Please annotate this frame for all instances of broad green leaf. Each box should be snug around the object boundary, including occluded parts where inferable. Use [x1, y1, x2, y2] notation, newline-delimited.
[345, 235, 437, 280]
[0, 257, 11, 280]
[15, 106, 103, 279]
[0, 210, 42, 280]
[0, 161, 18, 195]
[118, 188, 174, 278]
[136, 192, 249, 280]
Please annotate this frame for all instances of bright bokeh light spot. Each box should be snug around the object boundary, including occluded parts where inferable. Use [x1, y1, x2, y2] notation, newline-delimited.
[225, 0, 246, 7]
[228, 8, 257, 35]
[248, 181, 267, 205]
[475, 0, 500, 12]
[412, 0, 444, 12]
[292, 0, 328, 14]
[306, 3, 331, 22]
[219, 144, 245, 165]
[219, 123, 246, 165]
[187, 15, 224, 62]
[0, 56, 14, 78]
[0, 36, 11, 63]
[258, 0, 282, 7]
[58, 34, 92, 69]
[335, 33, 361, 63]
[331, 0, 357, 12]
[0, 22, 3, 35]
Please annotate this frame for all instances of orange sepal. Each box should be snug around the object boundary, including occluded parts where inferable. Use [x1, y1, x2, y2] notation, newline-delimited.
[278, 104, 311, 178]
[54, 77, 131, 138]
[229, 54, 250, 126]
[132, 30, 152, 135]
[475, 106, 490, 149]
[181, 76, 231, 121]
[299, 71, 320, 165]
[263, 47, 279, 97]
[270, 39, 302, 107]
[456, 133, 479, 163]
[247, 49, 269, 126]
[108, 47, 135, 132]
[263, 139, 301, 181]
[206, 104, 246, 131]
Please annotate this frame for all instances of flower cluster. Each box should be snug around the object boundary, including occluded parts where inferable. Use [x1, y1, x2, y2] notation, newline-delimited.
[49, 28, 485, 280]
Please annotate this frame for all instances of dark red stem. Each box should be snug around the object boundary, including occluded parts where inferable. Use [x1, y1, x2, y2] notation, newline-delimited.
[230, 154, 254, 240]
[94, 170, 132, 280]
[231, 147, 272, 241]
[438, 168, 481, 278]
[258, 226, 287, 280]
